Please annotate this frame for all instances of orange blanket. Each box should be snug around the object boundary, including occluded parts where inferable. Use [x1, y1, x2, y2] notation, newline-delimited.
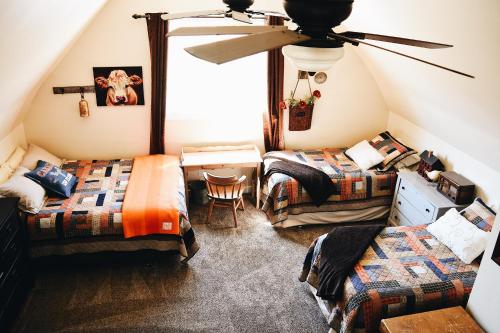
[122, 155, 180, 238]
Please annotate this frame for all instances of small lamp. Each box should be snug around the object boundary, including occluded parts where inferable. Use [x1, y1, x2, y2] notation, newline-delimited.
[79, 87, 90, 118]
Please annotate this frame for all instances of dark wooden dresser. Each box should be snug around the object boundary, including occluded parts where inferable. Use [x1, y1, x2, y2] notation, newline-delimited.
[0, 197, 33, 332]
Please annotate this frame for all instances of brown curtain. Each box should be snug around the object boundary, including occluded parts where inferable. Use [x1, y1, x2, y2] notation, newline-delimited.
[263, 16, 285, 152]
[146, 13, 168, 155]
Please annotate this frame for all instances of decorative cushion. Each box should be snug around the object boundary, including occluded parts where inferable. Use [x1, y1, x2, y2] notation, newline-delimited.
[427, 208, 489, 264]
[24, 161, 77, 198]
[460, 198, 496, 232]
[20, 143, 62, 170]
[369, 131, 417, 171]
[5, 146, 26, 170]
[345, 140, 385, 170]
[394, 153, 421, 171]
[0, 167, 47, 213]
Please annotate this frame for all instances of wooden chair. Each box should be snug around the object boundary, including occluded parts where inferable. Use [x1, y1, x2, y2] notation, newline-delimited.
[203, 172, 246, 227]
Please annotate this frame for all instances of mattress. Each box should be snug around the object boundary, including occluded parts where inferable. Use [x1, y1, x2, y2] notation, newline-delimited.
[26, 159, 199, 260]
[301, 224, 479, 333]
[261, 148, 397, 225]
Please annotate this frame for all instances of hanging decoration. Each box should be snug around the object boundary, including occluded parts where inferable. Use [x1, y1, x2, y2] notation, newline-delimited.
[79, 87, 90, 118]
[280, 71, 321, 131]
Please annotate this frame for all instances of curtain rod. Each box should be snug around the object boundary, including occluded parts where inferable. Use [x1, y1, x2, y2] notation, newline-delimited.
[131, 13, 268, 20]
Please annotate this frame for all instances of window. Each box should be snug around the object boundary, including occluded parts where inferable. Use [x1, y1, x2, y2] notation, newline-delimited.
[166, 18, 267, 124]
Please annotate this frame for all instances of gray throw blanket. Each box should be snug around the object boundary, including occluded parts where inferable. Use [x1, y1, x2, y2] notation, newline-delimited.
[264, 156, 335, 206]
[316, 225, 384, 301]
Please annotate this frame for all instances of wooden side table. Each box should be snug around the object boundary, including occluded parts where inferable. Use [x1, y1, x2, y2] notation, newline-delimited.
[380, 306, 484, 333]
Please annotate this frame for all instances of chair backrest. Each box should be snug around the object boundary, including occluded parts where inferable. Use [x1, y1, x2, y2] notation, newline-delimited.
[203, 172, 246, 200]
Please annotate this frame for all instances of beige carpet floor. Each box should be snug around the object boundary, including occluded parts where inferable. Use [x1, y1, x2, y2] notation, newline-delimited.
[12, 198, 336, 333]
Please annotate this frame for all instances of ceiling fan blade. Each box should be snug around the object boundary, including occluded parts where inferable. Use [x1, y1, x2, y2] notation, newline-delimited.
[167, 25, 287, 37]
[231, 11, 253, 24]
[161, 9, 226, 20]
[331, 33, 474, 78]
[185, 30, 311, 64]
[339, 31, 452, 49]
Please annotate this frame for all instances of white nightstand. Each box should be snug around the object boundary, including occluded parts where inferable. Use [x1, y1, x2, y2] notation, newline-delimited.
[389, 172, 468, 226]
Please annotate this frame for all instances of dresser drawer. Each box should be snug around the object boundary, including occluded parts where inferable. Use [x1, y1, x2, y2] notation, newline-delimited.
[394, 193, 431, 225]
[390, 208, 415, 227]
[398, 178, 436, 221]
[0, 231, 24, 280]
[0, 255, 27, 313]
[0, 213, 20, 253]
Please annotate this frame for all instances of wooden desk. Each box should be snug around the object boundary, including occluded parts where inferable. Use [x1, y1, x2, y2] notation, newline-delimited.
[380, 306, 484, 333]
[181, 145, 263, 208]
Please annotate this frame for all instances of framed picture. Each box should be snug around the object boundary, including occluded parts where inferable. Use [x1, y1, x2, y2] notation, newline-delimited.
[93, 66, 144, 106]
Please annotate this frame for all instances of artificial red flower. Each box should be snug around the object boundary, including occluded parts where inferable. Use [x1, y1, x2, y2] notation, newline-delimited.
[313, 90, 321, 98]
[279, 101, 287, 110]
[299, 100, 307, 108]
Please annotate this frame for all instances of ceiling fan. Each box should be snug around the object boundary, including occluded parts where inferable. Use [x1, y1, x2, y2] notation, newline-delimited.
[167, 0, 474, 78]
[161, 0, 286, 25]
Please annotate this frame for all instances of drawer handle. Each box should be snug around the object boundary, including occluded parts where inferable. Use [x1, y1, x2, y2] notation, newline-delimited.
[397, 201, 402, 205]
[401, 186, 406, 190]
[394, 215, 398, 220]
[425, 208, 430, 213]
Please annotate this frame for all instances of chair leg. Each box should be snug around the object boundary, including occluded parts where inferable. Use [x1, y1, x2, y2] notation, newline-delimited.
[231, 200, 238, 228]
[239, 197, 245, 211]
[206, 199, 215, 224]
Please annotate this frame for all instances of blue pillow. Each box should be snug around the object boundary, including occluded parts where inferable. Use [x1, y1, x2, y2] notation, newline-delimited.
[24, 160, 77, 198]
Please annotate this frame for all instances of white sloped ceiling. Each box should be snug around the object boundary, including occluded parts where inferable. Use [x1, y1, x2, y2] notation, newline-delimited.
[0, 0, 107, 139]
[344, 0, 500, 170]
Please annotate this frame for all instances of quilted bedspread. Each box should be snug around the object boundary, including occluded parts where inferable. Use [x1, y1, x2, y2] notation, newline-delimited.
[26, 159, 197, 257]
[261, 149, 397, 224]
[300, 225, 479, 333]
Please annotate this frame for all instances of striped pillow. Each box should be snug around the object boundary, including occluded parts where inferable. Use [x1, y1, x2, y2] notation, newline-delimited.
[369, 131, 416, 171]
[460, 198, 496, 232]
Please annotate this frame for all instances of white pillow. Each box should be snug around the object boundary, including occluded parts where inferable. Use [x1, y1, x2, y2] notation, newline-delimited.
[427, 208, 489, 264]
[0, 167, 47, 213]
[0, 164, 12, 185]
[5, 146, 26, 170]
[20, 143, 62, 170]
[345, 140, 385, 170]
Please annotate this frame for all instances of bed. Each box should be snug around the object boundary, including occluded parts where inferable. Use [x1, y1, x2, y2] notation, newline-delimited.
[300, 224, 479, 333]
[26, 158, 199, 261]
[261, 148, 397, 227]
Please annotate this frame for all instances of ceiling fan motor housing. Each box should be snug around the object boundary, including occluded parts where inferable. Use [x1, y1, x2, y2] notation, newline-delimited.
[223, 0, 255, 12]
[283, 0, 354, 38]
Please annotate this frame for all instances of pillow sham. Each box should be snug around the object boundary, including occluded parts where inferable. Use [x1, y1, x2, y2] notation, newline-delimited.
[427, 208, 489, 264]
[394, 153, 421, 171]
[345, 140, 385, 170]
[460, 198, 496, 232]
[24, 160, 77, 198]
[20, 143, 62, 170]
[0, 167, 47, 213]
[5, 146, 26, 170]
[369, 131, 417, 171]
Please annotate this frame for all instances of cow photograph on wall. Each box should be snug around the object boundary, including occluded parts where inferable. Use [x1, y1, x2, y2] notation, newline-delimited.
[93, 66, 144, 106]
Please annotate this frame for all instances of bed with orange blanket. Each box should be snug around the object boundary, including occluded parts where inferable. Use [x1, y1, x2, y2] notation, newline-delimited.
[26, 156, 199, 261]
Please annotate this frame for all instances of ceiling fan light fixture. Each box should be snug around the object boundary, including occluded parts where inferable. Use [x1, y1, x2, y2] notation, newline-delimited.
[282, 45, 345, 72]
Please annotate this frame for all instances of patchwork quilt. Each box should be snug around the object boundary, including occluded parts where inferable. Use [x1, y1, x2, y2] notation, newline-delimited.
[26, 159, 198, 258]
[261, 149, 397, 223]
[300, 225, 479, 333]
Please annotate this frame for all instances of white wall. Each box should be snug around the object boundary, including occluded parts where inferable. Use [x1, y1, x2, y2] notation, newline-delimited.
[0, 124, 27, 163]
[0, 0, 107, 140]
[23, 0, 388, 160]
[467, 215, 500, 332]
[388, 112, 500, 208]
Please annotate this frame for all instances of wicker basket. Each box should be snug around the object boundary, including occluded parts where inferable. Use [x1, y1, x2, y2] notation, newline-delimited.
[289, 104, 314, 131]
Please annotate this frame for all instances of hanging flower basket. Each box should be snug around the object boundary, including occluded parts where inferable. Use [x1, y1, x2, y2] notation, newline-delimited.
[280, 73, 321, 131]
[289, 103, 314, 131]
